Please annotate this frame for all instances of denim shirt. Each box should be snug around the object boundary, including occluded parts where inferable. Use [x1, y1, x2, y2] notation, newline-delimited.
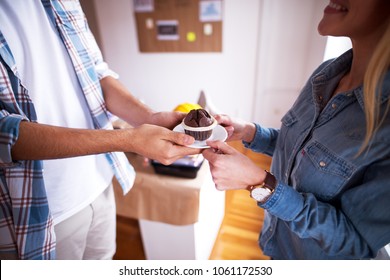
[245, 50, 390, 259]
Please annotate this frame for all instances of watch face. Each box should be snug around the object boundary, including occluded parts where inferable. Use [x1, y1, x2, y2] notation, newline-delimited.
[251, 187, 271, 202]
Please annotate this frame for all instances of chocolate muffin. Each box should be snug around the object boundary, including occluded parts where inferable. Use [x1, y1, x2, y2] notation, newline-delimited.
[182, 109, 217, 141]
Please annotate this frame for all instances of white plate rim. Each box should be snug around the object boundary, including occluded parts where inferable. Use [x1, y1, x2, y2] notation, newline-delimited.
[173, 124, 228, 148]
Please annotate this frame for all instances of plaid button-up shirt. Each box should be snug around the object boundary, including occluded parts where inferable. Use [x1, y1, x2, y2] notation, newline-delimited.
[0, 0, 135, 259]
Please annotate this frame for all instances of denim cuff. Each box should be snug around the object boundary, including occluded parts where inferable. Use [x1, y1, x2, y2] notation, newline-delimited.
[243, 123, 276, 156]
[259, 182, 304, 221]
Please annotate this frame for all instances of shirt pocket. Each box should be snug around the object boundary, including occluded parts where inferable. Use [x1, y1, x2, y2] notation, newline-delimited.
[294, 141, 356, 201]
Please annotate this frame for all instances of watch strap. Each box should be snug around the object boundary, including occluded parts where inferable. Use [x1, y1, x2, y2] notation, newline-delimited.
[247, 170, 277, 203]
[263, 170, 277, 191]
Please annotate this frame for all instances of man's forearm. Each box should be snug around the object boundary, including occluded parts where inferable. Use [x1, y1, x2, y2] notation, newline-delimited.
[11, 121, 128, 160]
[11, 121, 199, 165]
[100, 76, 155, 127]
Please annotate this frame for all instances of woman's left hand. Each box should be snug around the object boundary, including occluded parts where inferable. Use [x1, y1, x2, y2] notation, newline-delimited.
[202, 140, 266, 191]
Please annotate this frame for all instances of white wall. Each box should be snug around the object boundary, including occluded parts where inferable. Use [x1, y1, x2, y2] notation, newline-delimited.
[323, 36, 352, 61]
[91, 0, 261, 121]
[87, 0, 328, 126]
[254, 0, 328, 127]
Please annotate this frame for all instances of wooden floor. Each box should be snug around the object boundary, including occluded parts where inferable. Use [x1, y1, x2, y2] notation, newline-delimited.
[113, 141, 271, 260]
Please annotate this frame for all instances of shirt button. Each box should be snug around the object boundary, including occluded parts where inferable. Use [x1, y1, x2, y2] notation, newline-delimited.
[319, 161, 326, 167]
[318, 95, 323, 101]
[332, 103, 337, 109]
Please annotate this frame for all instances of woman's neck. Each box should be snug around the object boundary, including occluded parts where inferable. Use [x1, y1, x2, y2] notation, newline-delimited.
[334, 32, 382, 95]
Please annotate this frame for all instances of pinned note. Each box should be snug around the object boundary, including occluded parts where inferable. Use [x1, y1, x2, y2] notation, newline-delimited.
[187, 32, 196, 42]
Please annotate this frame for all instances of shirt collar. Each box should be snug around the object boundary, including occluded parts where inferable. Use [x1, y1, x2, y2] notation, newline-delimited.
[312, 49, 390, 110]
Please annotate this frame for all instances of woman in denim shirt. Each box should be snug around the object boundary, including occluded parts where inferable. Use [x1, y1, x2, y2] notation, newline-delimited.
[203, 0, 390, 259]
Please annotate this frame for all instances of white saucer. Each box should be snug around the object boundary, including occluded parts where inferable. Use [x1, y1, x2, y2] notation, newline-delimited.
[173, 124, 228, 148]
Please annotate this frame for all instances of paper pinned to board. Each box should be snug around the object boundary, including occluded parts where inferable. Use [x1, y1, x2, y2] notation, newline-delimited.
[134, 0, 154, 13]
[157, 20, 179, 40]
[199, 0, 222, 22]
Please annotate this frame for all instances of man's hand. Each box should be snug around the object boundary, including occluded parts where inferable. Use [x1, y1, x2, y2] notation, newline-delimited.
[11, 122, 200, 164]
[149, 111, 185, 130]
[126, 124, 201, 165]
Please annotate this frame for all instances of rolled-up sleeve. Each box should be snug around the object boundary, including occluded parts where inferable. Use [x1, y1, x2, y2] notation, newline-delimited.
[0, 111, 26, 167]
[83, 14, 119, 80]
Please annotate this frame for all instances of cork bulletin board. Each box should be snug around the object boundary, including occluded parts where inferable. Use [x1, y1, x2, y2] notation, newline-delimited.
[133, 0, 223, 52]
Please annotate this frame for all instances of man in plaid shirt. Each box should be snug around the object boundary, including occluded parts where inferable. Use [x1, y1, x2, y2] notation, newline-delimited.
[0, 0, 198, 259]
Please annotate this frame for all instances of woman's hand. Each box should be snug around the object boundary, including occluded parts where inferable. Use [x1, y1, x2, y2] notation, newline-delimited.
[214, 114, 256, 143]
[202, 140, 266, 191]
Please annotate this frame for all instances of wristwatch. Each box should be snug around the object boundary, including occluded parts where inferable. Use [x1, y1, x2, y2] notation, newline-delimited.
[247, 170, 277, 203]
